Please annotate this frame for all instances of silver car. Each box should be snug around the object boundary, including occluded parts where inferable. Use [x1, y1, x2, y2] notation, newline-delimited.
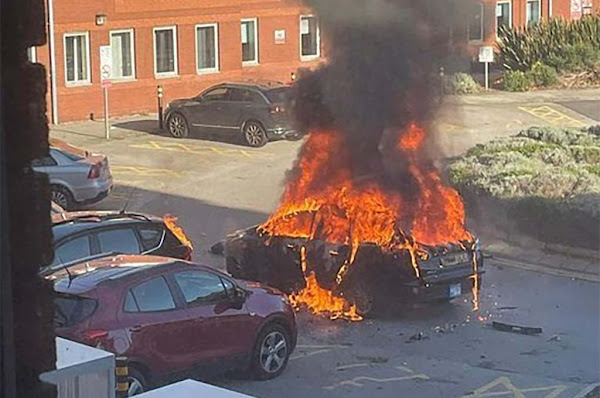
[32, 139, 113, 210]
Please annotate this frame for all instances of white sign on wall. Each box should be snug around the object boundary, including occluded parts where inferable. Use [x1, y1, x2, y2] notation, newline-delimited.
[274, 29, 286, 44]
[99, 45, 112, 88]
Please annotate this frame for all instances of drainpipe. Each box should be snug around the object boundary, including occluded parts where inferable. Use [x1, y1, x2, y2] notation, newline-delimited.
[47, 0, 58, 124]
[549, 0, 553, 17]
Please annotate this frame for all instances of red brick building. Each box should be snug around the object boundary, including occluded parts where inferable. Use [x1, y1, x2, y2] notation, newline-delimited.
[33, 0, 323, 123]
[464, 0, 598, 55]
[32, 0, 597, 123]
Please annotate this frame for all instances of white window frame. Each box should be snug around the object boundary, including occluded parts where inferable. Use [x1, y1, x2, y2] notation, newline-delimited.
[241, 18, 259, 66]
[195, 23, 219, 74]
[109, 28, 136, 81]
[526, 0, 541, 25]
[299, 15, 321, 61]
[495, 1, 512, 39]
[468, 3, 485, 43]
[63, 32, 91, 86]
[27, 47, 37, 63]
[153, 26, 178, 78]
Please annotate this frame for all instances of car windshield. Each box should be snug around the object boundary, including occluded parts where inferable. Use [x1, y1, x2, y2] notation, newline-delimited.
[264, 87, 291, 103]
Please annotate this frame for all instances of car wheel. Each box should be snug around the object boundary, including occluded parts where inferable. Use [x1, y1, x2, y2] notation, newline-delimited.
[51, 185, 74, 211]
[127, 367, 148, 397]
[345, 280, 375, 317]
[252, 323, 291, 380]
[243, 121, 268, 147]
[167, 113, 189, 138]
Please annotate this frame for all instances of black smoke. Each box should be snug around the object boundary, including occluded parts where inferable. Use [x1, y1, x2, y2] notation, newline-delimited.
[293, 0, 472, 179]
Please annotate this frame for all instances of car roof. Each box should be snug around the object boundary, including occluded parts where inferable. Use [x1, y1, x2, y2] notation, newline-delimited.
[52, 211, 163, 242]
[219, 81, 289, 91]
[49, 254, 219, 294]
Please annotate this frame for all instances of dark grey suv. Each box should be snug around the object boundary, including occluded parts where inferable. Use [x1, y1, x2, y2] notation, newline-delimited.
[164, 82, 299, 147]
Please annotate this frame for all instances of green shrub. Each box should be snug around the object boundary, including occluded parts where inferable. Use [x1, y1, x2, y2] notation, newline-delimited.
[443, 73, 481, 95]
[529, 63, 558, 87]
[503, 70, 532, 91]
[498, 15, 600, 73]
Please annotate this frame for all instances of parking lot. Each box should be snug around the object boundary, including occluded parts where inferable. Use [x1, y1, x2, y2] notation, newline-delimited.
[50, 88, 600, 398]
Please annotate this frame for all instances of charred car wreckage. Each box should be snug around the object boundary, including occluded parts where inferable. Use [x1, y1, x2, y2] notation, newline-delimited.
[215, 211, 483, 318]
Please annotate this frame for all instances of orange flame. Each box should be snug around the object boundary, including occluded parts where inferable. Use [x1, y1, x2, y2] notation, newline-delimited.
[261, 123, 478, 319]
[288, 246, 362, 321]
[163, 215, 193, 249]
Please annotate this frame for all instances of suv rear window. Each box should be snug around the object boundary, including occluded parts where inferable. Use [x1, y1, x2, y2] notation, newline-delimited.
[54, 293, 98, 327]
[137, 226, 164, 251]
[265, 87, 290, 103]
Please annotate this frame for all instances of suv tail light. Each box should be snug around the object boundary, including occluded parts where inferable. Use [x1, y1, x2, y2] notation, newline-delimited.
[80, 329, 109, 349]
[182, 245, 193, 261]
[270, 106, 285, 114]
[87, 163, 101, 179]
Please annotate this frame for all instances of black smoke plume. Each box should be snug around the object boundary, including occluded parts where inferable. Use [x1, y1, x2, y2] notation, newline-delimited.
[293, 0, 473, 180]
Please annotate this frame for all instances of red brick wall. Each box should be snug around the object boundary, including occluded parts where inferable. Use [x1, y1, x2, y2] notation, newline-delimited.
[37, 0, 324, 123]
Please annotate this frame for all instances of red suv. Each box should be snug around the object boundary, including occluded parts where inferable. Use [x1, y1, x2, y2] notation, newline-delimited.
[49, 255, 297, 396]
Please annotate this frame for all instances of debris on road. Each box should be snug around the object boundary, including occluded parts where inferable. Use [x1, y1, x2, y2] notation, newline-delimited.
[491, 321, 543, 335]
[406, 332, 429, 343]
[210, 241, 224, 255]
[355, 355, 389, 364]
[547, 334, 561, 342]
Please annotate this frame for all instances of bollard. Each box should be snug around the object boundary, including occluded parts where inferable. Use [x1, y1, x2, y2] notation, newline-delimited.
[115, 356, 129, 398]
[439, 67, 445, 96]
[157, 85, 164, 130]
[290, 71, 296, 82]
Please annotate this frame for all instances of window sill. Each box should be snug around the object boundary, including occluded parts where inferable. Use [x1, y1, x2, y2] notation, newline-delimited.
[111, 77, 137, 83]
[468, 39, 484, 44]
[65, 82, 92, 88]
[242, 61, 260, 67]
[197, 69, 220, 75]
[155, 73, 179, 79]
[301, 55, 320, 62]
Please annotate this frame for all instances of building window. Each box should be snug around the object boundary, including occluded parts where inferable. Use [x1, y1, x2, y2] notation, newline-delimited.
[468, 3, 484, 42]
[64, 32, 90, 85]
[241, 18, 258, 64]
[27, 47, 36, 63]
[300, 15, 320, 60]
[526, 0, 541, 26]
[153, 26, 178, 76]
[110, 29, 135, 79]
[496, 1, 512, 37]
[196, 23, 219, 73]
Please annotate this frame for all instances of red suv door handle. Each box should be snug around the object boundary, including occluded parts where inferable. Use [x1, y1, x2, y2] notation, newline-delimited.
[193, 317, 205, 323]
[130, 325, 143, 332]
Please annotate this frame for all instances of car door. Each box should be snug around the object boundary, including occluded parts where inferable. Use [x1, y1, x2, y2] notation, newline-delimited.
[226, 88, 251, 129]
[118, 275, 194, 376]
[169, 269, 253, 365]
[186, 86, 232, 133]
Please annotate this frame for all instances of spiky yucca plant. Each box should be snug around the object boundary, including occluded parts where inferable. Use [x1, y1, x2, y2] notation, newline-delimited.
[498, 15, 600, 72]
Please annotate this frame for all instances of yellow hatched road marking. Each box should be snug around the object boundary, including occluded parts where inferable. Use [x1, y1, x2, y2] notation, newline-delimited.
[518, 105, 587, 127]
[323, 365, 429, 390]
[130, 140, 274, 159]
[111, 165, 184, 177]
[461, 376, 568, 398]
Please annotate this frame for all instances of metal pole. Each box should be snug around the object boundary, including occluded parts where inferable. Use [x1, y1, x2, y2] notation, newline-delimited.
[485, 62, 489, 90]
[157, 86, 163, 130]
[103, 87, 110, 139]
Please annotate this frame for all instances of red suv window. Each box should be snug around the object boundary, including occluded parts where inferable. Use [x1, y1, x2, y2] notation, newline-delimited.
[124, 276, 176, 312]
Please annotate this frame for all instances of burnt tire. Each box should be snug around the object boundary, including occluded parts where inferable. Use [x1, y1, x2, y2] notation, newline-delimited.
[243, 121, 268, 147]
[51, 185, 75, 211]
[251, 323, 291, 380]
[167, 113, 189, 138]
[345, 280, 375, 317]
[126, 366, 148, 396]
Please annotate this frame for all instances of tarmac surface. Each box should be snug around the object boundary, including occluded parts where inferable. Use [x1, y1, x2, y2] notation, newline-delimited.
[50, 88, 600, 398]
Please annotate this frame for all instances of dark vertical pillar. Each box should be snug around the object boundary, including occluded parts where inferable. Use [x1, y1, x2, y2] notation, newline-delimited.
[1, 0, 57, 397]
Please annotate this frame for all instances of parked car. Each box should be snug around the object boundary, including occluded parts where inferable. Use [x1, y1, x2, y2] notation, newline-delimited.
[41, 211, 193, 275]
[164, 81, 300, 147]
[222, 220, 483, 316]
[48, 254, 297, 395]
[32, 138, 113, 210]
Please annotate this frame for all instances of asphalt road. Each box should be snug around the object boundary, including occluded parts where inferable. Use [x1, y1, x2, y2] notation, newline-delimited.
[52, 91, 600, 398]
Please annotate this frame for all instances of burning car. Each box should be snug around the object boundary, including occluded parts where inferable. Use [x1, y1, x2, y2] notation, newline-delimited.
[223, 217, 482, 319]
[219, 124, 484, 320]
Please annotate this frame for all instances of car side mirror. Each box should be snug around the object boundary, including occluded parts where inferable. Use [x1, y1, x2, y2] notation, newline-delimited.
[231, 288, 246, 308]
